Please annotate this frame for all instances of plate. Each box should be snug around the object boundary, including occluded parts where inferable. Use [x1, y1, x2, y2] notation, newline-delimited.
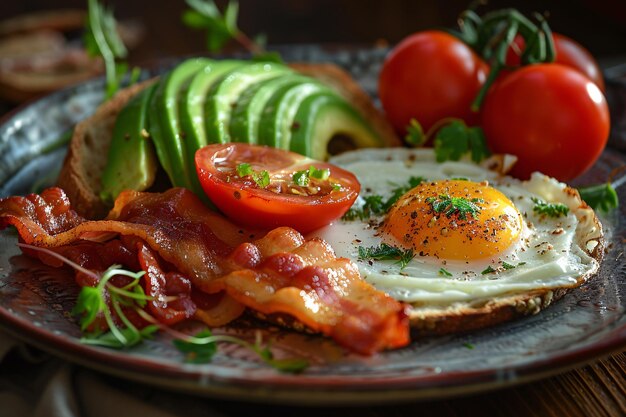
[0, 46, 625, 405]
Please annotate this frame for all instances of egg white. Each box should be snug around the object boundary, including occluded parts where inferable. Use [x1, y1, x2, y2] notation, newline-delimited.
[312, 148, 602, 306]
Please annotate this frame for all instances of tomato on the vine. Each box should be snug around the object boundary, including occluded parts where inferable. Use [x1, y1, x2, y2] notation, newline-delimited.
[481, 64, 610, 181]
[505, 33, 605, 91]
[378, 30, 489, 136]
[195, 143, 360, 233]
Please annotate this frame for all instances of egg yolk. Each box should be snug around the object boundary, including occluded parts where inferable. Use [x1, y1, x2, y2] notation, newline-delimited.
[380, 180, 523, 261]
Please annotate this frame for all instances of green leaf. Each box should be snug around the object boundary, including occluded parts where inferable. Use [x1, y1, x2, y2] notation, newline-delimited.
[183, 0, 239, 53]
[438, 268, 453, 277]
[434, 121, 469, 162]
[236, 162, 253, 177]
[467, 127, 491, 163]
[173, 329, 218, 363]
[72, 286, 106, 330]
[404, 118, 426, 147]
[426, 194, 484, 220]
[531, 197, 569, 218]
[577, 183, 619, 213]
[292, 170, 310, 186]
[251, 51, 283, 64]
[81, 325, 149, 348]
[434, 120, 490, 163]
[85, 0, 131, 99]
[481, 265, 496, 275]
[358, 243, 415, 270]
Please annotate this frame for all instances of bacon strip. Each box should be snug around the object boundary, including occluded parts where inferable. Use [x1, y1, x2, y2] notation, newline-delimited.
[0, 187, 409, 354]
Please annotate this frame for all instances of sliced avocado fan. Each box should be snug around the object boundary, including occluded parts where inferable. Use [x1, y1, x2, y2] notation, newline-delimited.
[100, 58, 390, 206]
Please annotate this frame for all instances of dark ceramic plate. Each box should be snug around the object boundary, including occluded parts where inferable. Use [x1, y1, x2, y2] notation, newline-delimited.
[0, 46, 625, 405]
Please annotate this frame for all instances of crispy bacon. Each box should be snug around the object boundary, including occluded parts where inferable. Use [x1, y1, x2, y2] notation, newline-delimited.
[0, 187, 409, 354]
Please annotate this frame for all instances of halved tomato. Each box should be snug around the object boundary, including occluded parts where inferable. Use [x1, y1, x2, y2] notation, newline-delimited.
[195, 144, 360, 233]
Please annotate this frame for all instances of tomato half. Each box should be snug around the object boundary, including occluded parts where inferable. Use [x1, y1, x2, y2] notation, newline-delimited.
[481, 64, 610, 181]
[378, 30, 489, 136]
[505, 33, 605, 91]
[195, 144, 360, 233]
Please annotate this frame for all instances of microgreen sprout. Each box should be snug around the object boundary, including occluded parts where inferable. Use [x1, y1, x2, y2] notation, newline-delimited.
[85, 0, 139, 99]
[17, 243, 308, 372]
[182, 0, 281, 61]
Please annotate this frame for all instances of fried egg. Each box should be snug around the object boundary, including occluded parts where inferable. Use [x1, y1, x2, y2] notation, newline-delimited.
[312, 148, 602, 307]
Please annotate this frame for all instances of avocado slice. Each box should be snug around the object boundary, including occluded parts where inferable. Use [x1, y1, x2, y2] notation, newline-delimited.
[257, 79, 332, 149]
[204, 62, 292, 144]
[229, 74, 310, 144]
[289, 92, 384, 160]
[180, 59, 244, 153]
[100, 82, 158, 204]
[148, 58, 211, 190]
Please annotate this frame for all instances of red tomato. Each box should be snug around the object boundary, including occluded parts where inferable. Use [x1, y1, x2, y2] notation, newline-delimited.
[195, 144, 360, 233]
[505, 33, 605, 91]
[378, 30, 489, 135]
[481, 64, 610, 181]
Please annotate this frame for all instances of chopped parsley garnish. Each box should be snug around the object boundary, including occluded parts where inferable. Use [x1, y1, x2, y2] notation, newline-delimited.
[358, 243, 415, 270]
[531, 197, 569, 218]
[292, 166, 331, 187]
[438, 268, 453, 277]
[173, 329, 308, 373]
[236, 163, 270, 188]
[481, 265, 496, 275]
[426, 194, 484, 220]
[463, 342, 475, 350]
[342, 176, 425, 221]
[501, 261, 516, 270]
[384, 176, 426, 211]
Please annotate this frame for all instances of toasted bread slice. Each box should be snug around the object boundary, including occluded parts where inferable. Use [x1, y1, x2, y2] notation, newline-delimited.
[57, 79, 156, 219]
[56, 62, 400, 219]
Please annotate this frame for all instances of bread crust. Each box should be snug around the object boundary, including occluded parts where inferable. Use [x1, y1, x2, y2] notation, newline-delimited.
[56, 79, 155, 219]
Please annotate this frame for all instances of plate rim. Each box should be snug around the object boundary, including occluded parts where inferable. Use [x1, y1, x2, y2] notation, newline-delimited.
[1, 48, 625, 405]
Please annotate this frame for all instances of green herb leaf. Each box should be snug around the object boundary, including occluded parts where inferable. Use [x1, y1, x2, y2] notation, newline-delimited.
[236, 163, 270, 188]
[481, 265, 496, 275]
[434, 120, 490, 163]
[531, 197, 569, 218]
[358, 243, 415, 270]
[463, 342, 475, 350]
[308, 166, 330, 180]
[72, 286, 106, 331]
[292, 170, 310, 186]
[183, 0, 238, 52]
[173, 330, 309, 373]
[426, 194, 483, 220]
[342, 176, 425, 221]
[405, 118, 426, 147]
[577, 183, 619, 213]
[383, 176, 425, 211]
[85, 0, 132, 99]
[173, 329, 218, 363]
[236, 162, 253, 177]
[438, 268, 453, 277]
[501, 261, 516, 270]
